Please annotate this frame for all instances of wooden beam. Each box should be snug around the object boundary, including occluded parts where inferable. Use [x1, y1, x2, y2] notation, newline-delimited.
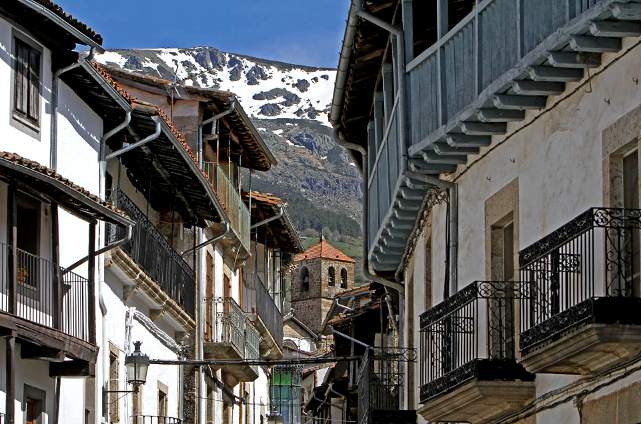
[7, 183, 16, 315]
[20, 342, 64, 361]
[547, 51, 601, 68]
[51, 202, 62, 330]
[433, 142, 480, 155]
[88, 222, 96, 344]
[512, 80, 565, 96]
[477, 108, 526, 122]
[446, 134, 492, 147]
[460, 122, 507, 136]
[50, 360, 94, 377]
[610, 3, 641, 21]
[6, 334, 15, 424]
[590, 20, 641, 38]
[422, 150, 468, 165]
[529, 66, 584, 82]
[494, 94, 547, 110]
[569, 36, 621, 53]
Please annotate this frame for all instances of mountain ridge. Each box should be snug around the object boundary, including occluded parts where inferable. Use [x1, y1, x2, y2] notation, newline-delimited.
[96, 46, 363, 249]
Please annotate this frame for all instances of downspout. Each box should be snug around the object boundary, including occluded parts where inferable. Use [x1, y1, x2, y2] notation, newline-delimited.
[406, 171, 457, 296]
[198, 100, 237, 164]
[63, 224, 133, 274]
[334, 129, 403, 294]
[97, 108, 133, 424]
[50, 48, 95, 169]
[105, 117, 162, 161]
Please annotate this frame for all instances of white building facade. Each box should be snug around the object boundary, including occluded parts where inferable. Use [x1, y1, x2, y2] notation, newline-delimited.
[333, 1, 641, 423]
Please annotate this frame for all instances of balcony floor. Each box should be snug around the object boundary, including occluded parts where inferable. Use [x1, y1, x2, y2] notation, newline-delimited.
[419, 359, 534, 424]
[204, 341, 259, 384]
[520, 297, 641, 374]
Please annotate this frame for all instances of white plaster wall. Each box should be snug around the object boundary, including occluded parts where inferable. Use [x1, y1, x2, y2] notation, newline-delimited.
[0, 17, 53, 165]
[405, 38, 641, 424]
[102, 268, 182, 421]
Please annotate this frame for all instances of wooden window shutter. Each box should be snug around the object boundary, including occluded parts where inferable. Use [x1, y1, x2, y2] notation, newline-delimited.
[13, 38, 40, 126]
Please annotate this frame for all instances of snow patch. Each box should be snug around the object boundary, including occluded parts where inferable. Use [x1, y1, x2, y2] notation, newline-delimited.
[272, 129, 284, 135]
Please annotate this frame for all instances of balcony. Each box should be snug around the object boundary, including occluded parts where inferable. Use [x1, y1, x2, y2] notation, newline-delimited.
[367, 0, 641, 273]
[247, 275, 283, 359]
[109, 188, 195, 319]
[418, 281, 534, 423]
[519, 207, 641, 374]
[0, 242, 95, 375]
[204, 297, 260, 384]
[131, 417, 182, 424]
[203, 162, 251, 252]
[357, 347, 416, 424]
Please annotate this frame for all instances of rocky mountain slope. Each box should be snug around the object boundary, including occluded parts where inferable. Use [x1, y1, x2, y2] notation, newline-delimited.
[96, 47, 363, 240]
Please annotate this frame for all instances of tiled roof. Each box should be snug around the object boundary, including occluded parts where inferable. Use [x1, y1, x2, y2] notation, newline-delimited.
[294, 239, 355, 263]
[0, 151, 127, 220]
[88, 61, 205, 180]
[31, 0, 103, 44]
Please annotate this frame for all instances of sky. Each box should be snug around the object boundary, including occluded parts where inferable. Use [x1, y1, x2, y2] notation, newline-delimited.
[56, 0, 350, 69]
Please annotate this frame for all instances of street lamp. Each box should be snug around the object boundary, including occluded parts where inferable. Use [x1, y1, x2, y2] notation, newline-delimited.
[125, 341, 149, 388]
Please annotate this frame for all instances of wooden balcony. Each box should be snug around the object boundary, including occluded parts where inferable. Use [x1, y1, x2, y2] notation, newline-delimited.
[519, 208, 641, 375]
[246, 275, 284, 359]
[0, 242, 96, 375]
[417, 281, 534, 424]
[204, 297, 260, 385]
[203, 162, 251, 253]
[366, 0, 641, 273]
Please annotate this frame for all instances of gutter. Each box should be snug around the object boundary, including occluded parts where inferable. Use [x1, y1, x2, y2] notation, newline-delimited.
[17, 0, 105, 53]
[50, 48, 95, 169]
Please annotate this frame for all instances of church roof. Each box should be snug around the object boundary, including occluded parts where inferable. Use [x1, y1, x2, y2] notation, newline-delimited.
[294, 239, 356, 263]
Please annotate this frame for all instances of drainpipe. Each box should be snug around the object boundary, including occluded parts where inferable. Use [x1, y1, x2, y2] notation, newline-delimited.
[198, 100, 236, 164]
[406, 171, 457, 297]
[334, 129, 404, 294]
[105, 117, 162, 161]
[50, 48, 95, 169]
[63, 224, 133, 274]
[250, 205, 284, 230]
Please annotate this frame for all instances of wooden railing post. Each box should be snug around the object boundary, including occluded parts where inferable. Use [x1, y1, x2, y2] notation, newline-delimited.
[7, 182, 17, 315]
[88, 221, 97, 344]
[51, 202, 62, 330]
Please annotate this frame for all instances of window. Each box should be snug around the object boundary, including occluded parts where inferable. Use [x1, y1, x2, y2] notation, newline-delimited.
[340, 268, 348, 289]
[489, 217, 515, 360]
[157, 383, 168, 417]
[300, 267, 309, 291]
[108, 346, 120, 423]
[328, 267, 335, 287]
[271, 367, 302, 424]
[24, 385, 45, 424]
[13, 35, 41, 131]
[424, 233, 432, 309]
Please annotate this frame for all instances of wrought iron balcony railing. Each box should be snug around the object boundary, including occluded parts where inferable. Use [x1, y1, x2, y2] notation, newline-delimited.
[203, 162, 251, 251]
[357, 347, 415, 424]
[419, 281, 532, 403]
[519, 207, 641, 353]
[0, 242, 92, 342]
[109, 188, 195, 318]
[131, 416, 182, 424]
[205, 297, 261, 363]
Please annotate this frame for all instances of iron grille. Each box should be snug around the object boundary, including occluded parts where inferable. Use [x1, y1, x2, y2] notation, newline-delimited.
[519, 207, 641, 351]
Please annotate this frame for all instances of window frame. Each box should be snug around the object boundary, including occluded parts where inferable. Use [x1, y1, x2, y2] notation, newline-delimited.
[11, 30, 43, 136]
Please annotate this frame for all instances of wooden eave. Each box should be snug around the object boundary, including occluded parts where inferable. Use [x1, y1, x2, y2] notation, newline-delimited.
[62, 63, 224, 227]
[102, 66, 276, 171]
[243, 192, 303, 253]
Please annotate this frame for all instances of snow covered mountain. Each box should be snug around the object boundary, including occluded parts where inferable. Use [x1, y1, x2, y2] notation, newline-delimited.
[98, 47, 336, 125]
[96, 47, 362, 241]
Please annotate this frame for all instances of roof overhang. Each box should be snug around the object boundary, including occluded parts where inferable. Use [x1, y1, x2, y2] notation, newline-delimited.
[0, 152, 132, 226]
[244, 192, 303, 253]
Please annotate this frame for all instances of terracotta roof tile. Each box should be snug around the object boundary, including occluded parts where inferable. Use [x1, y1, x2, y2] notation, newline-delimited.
[32, 0, 103, 44]
[0, 151, 126, 219]
[294, 239, 355, 263]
